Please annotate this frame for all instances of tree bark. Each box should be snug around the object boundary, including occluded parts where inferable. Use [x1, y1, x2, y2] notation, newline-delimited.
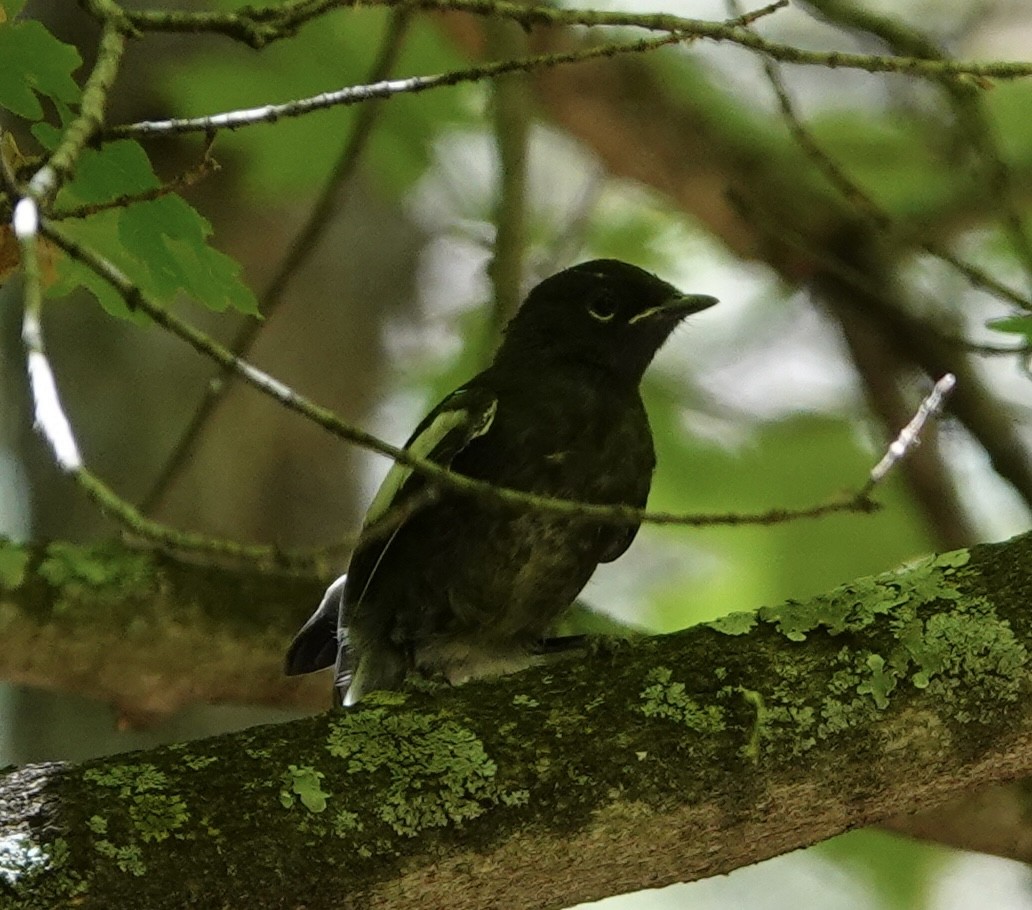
[3, 531, 1032, 908]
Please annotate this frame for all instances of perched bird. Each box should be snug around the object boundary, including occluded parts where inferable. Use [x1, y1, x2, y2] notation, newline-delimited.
[285, 259, 717, 705]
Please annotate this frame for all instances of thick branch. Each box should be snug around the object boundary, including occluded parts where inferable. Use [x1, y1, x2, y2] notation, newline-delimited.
[3, 532, 1032, 907]
[0, 539, 328, 716]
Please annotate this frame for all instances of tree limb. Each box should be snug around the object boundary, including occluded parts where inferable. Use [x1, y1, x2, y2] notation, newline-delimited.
[0, 539, 327, 717]
[4, 531, 1032, 907]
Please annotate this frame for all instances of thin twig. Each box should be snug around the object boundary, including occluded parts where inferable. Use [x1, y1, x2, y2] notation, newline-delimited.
[106, 33, 687, 140]
[49, 140, 220, 221]
[14, 199, 434, 569]
[112, 0, 1032, 83]
[28, 15, 127, 204]
[731, 0, 1032, 314]
[801, 0, 1032, 298]
[113, 0, 784, 49]
[15, 198, 83, 472]
[862, 373, 957, 493]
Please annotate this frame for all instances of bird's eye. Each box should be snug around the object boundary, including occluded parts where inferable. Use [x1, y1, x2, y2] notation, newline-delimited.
[587, 292, 618, 322]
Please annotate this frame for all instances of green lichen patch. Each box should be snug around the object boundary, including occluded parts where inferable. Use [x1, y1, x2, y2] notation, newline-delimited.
[737, 688, 765, 761]
[83, 763, 168, 797]
[0, 831, 50, 887]
[181, 754, 218, 771]
[244, 746, 272, 760]
[0, 540, 30, 588]
[639, 668, 726, 733]
[707, 611, 757, 636]
[325, 708, 524, 837]
[362, 690, 409, 707]
[94, 840, 146, 877]
[280, 765, 330, 813]
[895, 610, 1028, 724]
[39, 542, 152, 588]
[129, 793, 189, 842]
[757, 548, 971, 643]
[727, 545, 1026, 761]
[332, 809, 363, 836]
[857, 654, 896, 709]
[81, 761, 192, 875]
[0, 834, 87, 901]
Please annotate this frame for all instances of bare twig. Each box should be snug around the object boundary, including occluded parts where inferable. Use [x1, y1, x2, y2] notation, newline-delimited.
[112, 0, 1032, 83]
[15, 198, 82, 472]
[802, 0, 1032, 294]
[732, 0, 1032, 313]
[27, 15, 127, 204]
[862, 373, 957, 493]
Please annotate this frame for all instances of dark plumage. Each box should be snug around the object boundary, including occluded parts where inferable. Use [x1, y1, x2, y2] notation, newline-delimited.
[285, 259, 717, 705]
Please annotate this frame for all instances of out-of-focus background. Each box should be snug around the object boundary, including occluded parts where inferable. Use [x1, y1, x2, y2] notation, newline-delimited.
[3, 0, 1032, 905]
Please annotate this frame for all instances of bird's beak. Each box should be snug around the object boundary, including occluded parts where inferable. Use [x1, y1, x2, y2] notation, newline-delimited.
[628, 294, 719, 324]
[668, 293, 719, 316]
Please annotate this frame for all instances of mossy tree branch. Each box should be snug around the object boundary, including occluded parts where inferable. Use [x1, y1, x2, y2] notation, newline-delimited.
[0, 539, 329, 717]
[4, 531, 1032, 907]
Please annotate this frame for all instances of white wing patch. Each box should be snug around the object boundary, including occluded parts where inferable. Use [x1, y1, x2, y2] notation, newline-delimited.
[363, 393, 497, 528]
[348, 392, 497, 615]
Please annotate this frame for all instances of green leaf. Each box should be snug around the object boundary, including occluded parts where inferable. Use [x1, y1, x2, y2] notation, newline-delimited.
[70, 137, 159, 201]
[987, 314, 1032, 340]
[0, 18, 80, 119]
[30, 120, 62, 150]
[51, 140, 259, 316]
[49, 209, 138, 319]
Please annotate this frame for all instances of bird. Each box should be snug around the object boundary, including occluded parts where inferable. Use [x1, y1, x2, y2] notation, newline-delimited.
[284, 259, 718, 705]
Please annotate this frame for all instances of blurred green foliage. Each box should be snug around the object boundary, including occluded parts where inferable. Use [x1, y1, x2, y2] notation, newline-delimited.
[161, 7, 476, 199]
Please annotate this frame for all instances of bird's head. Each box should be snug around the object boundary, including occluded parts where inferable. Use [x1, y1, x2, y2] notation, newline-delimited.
[497, 259, 718, 384]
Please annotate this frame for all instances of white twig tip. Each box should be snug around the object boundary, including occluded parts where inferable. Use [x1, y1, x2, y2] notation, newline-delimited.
[13, 197, 39, 240]
[868, 373, 956, 485]
[27, 351, 83, 471]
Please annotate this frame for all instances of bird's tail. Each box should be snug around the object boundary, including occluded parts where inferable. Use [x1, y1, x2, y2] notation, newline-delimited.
[284, 575, 346, 675]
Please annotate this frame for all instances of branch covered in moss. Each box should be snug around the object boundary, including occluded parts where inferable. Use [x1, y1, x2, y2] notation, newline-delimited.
[4, 532, 1032, 908]
[0, 538, 329, 717]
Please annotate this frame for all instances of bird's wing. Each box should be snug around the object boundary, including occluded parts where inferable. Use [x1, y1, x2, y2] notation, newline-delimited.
[283, 387, 497, 677]
[596, 476, 651, 564]
[597, 523, 640, 564]
[346, 386, 498, 609]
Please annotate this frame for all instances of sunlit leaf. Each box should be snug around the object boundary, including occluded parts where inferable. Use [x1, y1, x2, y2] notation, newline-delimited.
[50, 141, 258, 316]
[0, 15, 80, 119]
